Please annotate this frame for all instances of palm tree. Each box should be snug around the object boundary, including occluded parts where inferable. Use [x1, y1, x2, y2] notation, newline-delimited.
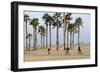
[42, 29, 45, 49]
[75, 17, 83, 52]
[68, 23, 74, 50]
[24, 14, 30, 50]
[42, 13, 50, 49]
[48, 15, 53, 50]
[64, 13, 72, 50]
[63, 13, 66, 50]
[52, 12, 62, 51]
[26, 33, 32, 51]
[38, 25, 45, 49]
[72, 24, 75, 50]
[72, 23, 78, 50]
[30, 18, 39, 50]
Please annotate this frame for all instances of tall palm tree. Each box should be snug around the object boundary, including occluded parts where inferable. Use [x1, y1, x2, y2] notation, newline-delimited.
[24, 14, 30, 50]
[75, 17, 83, 52]
[38, 25, 45, 49]
[67, 22, 80, 50]
[72, 23, 78, 50]
[72, 24, 75, 50]
[65, 13, 72, 50]
[42, 13, 50, 49]
[68, 23, 74, 50]
[42, 28, 45, 49]
[26, 33, 32, 51]
[48, 15, 54, 50]
[30, 18, 39, 50]
[63, 13, 66, 50]
[52, 12, 62, 51]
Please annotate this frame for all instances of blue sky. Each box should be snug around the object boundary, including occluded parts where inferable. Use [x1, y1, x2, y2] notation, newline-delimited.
[24, 11, 91, 47]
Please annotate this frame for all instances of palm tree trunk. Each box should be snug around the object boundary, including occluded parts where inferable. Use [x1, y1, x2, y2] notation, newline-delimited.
[36, 28, 37, 49]
[49, 24, 51, 50]
[46, 25, 48, 49]
[63, 13, 66, 50]
[72, 31, 74, 50]
[26, 20, 28, 50]
[34, 27, 36, 50]
[56, 26, 59, 51]
[33, 28, 34, 50]
[43, 36, 45, 48]
[67, 31, 69, 49]
[67, 22, 69, 51]
[29, 37, 31, 51]
[41, 35, 42, 49]
[70, 31, 73, 49]
[36, 31, 38, 48]
[78, 26, 80, 49]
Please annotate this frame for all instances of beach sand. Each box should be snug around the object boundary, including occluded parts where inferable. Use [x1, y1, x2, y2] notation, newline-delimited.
[24, 44, 90, 62]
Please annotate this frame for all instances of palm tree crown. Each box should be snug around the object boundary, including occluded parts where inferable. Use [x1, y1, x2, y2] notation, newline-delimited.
[64, 13, 72, 24]
[42, 13, 51, 25]
[52, 12, 62, 27]
[24, 14, 29, 21]
[38, 26, 45, 36]
[30, 18, 39, 27]
[75, 17, 83, 27]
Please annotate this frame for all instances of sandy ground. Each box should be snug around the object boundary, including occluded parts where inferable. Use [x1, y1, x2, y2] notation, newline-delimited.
[24, 45, 90, 62]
